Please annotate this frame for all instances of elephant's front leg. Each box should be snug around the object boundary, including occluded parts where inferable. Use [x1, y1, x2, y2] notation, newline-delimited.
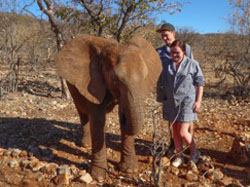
[119, 130, 138, 173]
[78, 113, 91, 148]
[89, 113, 107, 182]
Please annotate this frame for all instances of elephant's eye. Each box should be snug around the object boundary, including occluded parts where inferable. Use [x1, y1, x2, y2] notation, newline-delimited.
[112, 77, 119, 85]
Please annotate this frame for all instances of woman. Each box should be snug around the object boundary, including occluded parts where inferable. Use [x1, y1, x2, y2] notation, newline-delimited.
[158, 39, 204, 167]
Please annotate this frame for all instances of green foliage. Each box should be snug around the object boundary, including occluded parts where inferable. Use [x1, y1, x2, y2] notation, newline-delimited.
[55, 0, 184, 41]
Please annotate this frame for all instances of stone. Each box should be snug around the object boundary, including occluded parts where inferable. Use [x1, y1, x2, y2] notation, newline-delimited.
[57, 164, 71, 176]
[0, 148, 5, 156]
[147, 156, 153, 164]
[53, 173, 69, 185]
[31, 161, 46, 172]
[20, 159, 30, 169]
[217, 176, 232, 186]
[229, 133, 250, 165]
[41, 163, 58, 176]
[70, 164, 79, 176]
[19, 150, 28, 157]
[78, 172, 93, 184]
[170, 167, 179, 176]
[3, 149, 12, 157]
[10, 149, 21, 157]
[161, 157, 170, 167]
[8, 160, 19, 168]
[186, 171, 198, 181]
[188, 160, 199, 174]
[213, 169, 224, 180]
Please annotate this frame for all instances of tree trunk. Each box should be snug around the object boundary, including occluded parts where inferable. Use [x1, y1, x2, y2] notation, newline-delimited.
[60, 77, 71, 99]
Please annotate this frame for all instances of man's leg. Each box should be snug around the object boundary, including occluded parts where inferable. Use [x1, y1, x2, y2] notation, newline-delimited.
[166, 121, 175, 157]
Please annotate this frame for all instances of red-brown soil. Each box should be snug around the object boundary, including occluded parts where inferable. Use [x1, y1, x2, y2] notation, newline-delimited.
[0, 66, 249, 186]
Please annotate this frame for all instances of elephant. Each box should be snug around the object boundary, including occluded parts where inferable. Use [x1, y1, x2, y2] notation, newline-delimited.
[55, 34, 162, 182]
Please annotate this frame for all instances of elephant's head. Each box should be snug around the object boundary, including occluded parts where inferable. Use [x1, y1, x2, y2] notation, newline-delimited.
[56, 35, 162, 135]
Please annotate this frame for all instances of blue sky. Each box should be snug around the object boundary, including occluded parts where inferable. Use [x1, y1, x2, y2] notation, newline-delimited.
[21, 0, 233, 34]
[157, 0, 232, 34]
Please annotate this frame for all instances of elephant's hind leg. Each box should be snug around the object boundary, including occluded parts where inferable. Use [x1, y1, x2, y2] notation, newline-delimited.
[119, 131, 138, 174]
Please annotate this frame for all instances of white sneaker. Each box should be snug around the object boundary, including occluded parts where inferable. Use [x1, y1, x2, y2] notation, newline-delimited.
[172, 157, 183, 168]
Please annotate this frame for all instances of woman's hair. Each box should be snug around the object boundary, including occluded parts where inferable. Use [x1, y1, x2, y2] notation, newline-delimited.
[170, 39, 186, 55]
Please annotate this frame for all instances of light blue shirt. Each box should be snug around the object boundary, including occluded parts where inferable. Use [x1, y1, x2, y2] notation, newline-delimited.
[157, 56, 204, 121]
[156, 44, 193, 66]
[160, 56, 204, 106]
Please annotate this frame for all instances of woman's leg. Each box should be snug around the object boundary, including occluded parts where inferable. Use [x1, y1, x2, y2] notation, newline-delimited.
[179, 122, 197, 156]
[172, 122, 184, 167]
[172, 122, 183, 154]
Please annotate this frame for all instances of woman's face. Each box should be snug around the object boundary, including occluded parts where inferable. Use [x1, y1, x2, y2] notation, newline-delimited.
[170, 46, 184, 63]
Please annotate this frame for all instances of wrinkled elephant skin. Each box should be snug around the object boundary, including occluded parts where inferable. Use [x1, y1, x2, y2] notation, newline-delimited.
[56, 35, 162, 182]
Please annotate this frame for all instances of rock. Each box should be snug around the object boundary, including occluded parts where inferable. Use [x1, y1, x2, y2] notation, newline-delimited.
[161, 157, 170, 167]
[0, 148, 5, 156]
[22, 179, 39, 187]
[188, 160, 199, 174]
[35, 173, 44, 182]
[3, 149, 12, 157]
[50, 101, 57, 105]
[213, 169, 224, 180]
[41, 163, 58, 176]
[197, 155, 214, 174]
[216, 176, 232, 186]
[205, 168, 216, 180]
[78, 172, 93, 184]
[147, 156, 153, 164]
[186, 171, 198, 181]
[8, 160, 19, 168]
[53, 173, 69, 185]
[31, 161, 46, 172]
[19, 150, 28, 157]
[20, 159, 30, 169]
[57, 164, 71, 176]
[170, 167, 179, 176]
[11, 149, 21, 157]
[70, 164, 79, 176]
[229, 134, 249, 164]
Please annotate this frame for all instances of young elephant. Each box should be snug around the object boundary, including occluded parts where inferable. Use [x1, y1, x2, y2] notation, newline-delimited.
[56, 35, 162, 182]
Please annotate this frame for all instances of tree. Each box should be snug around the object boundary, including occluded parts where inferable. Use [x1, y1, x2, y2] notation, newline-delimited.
[57, 0, 184, 41]
[0, 1, 35, 97]
[214, 0, 250, 97]
[36, 0, 71, 98]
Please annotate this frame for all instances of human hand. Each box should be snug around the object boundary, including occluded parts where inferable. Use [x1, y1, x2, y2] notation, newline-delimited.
[193, 101, 202, 113]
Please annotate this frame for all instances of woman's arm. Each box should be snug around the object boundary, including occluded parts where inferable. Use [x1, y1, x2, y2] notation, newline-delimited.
[193, 86, 204, 113]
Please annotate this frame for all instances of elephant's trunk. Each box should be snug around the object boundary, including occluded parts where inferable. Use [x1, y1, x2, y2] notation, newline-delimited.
[119, 94, 145, 135]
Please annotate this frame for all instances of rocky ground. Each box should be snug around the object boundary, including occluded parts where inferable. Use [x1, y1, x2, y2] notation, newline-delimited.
[0, 66, 249, 186]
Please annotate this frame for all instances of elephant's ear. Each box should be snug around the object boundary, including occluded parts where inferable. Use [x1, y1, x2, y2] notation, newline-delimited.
[128, 37, 162, 95]
[56, 35, 111, 104]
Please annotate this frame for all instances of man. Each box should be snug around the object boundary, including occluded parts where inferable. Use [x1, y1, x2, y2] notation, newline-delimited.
[156, 22, 194, 157]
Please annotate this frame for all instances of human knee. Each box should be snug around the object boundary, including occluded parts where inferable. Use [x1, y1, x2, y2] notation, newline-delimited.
[179, 126, 189, 139]
[179, 130, 188, 139]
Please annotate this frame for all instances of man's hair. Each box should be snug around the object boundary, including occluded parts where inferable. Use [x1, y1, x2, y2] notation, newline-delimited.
[170, 39, 186, 55]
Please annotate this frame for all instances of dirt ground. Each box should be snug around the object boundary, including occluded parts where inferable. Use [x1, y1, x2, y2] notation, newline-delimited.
[0, 65, 249, 187]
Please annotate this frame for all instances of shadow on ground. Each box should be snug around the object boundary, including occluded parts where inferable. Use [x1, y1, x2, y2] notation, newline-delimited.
[0, 117, 152, 169]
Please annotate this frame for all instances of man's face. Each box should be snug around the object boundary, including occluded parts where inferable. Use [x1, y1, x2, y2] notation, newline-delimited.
[161, 30, 175, 46]
[170, 46, 184, 63]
